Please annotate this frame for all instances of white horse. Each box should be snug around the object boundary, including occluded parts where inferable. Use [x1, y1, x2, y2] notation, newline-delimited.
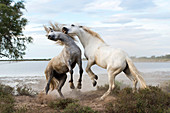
[61, 24, 147, 100]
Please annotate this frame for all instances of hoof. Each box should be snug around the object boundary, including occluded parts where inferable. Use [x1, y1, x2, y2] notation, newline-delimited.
[45, 86, 49, 95]
[93, 81, 97, 87]
[100, 95, 106, 101]
[60, 95, 65, 98]
[77, 82, 82, 89]
[70, 82, 75, 89]
[100, 97, 104, 101]
[94, 75, 98, 80]
[132, 89, 137, 93]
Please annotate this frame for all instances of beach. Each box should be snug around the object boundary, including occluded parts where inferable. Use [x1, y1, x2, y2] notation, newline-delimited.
[0, 61, 169, 94]
[0, 61, 169, 112]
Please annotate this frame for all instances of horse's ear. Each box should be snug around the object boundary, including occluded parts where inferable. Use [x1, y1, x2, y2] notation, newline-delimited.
[54, 23, 60, 31]
[43, 25, 49, 33]
[62, 27, 68, 34]
[49, 27, 53, 32]
[50, 22, 57, 31]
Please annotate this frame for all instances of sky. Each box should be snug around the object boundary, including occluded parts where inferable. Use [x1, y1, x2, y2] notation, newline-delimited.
[18, 0, 170, 59]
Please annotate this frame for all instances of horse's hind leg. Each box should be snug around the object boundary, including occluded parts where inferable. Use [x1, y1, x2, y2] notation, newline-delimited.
[123, 66, 138, 92]
[57, 74, 67, 98]
[100, 68, 122, 100]
[67, 60, 75, 89]
[45, 71, 53, 94]
[77, 59, 83, 89]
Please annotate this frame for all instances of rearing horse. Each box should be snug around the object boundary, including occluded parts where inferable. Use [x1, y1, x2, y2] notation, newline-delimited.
[44, 26, 83, 98]
[61, 24, 147, 100]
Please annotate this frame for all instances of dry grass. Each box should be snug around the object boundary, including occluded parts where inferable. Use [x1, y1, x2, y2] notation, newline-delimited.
[1, 81, 169, 113]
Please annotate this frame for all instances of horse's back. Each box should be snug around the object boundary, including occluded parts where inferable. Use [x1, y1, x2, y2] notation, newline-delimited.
[95, 45, 127, 69]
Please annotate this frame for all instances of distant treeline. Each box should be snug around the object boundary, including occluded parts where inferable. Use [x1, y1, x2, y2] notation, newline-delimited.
[0, 54, 170, 62]
[131, 54, 170, 59]
[0, 59, 51, 61]
[131, 54, 170, 62]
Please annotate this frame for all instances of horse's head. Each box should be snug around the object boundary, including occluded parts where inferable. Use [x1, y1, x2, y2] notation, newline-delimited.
[44, 26, 61, 41]
[62, 24, 83, 36]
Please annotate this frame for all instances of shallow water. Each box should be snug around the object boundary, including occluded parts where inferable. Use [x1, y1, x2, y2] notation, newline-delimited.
[0, 61, 169, 93]
[0, 61, 169, 77]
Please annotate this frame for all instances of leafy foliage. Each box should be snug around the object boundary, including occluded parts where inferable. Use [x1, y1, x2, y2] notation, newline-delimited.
[0, 84, 30, 113]
[0, 84, 15, 113]
[105, 86, 170, 113]
[48, 98, 78, 110]
[63, 103, 98, 113]
[97, 81, 128, 95]
[48, 98, 98, 113]
[0, 0, 32, 59]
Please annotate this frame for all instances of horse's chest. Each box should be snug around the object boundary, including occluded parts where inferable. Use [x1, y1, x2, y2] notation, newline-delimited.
[84, 48, 95, 59]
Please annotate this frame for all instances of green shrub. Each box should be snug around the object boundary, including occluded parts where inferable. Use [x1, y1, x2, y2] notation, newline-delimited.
[48, 98, 98, 113]
[97, 81, 126, 94]
[0, 84, 14, 95]
[63, 103, 98, 113]
[160, 80, 170, 93]
[48, 98, 78, 110]
[105, 86, 170, 113]
[14, 105, 27, 113]
[0, 84, 15, 113]
[0, 84, 29, 113]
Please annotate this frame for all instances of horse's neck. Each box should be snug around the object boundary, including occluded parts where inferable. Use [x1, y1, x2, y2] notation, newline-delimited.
[62, 38, 75, 47]
[77, 32, 105, 49]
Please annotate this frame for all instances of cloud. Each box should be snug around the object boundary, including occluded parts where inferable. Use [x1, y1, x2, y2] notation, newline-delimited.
[21, 0, 170, 58]
[90, 23, 170, 56]
[102, 14, 133, 24]
[133, 12, 170, 20]
[84, 0, 122, 11]
[154, 0, 170, 11]
[120, 0, 156, 10]
[25, 0, 90, 14]
[102, 18, 132, 24]
[93, 25, 154, 41]
[23, 0, 95, 28]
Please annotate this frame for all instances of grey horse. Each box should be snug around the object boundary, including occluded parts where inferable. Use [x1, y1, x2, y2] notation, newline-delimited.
[44, 26, 83, 98]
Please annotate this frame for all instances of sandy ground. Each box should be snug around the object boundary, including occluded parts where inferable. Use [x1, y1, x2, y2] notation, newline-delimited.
[14, 90, 117, 113]
[0, 72, 170, 112]
[13, 86, 121, 113]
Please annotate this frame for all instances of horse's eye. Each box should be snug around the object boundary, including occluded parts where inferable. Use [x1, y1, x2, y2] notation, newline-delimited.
[71, 24, 75, 27]
[79, 26, 83, 28]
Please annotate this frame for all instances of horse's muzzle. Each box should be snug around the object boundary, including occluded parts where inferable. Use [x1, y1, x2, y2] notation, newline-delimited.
[48, 35, 55, 40]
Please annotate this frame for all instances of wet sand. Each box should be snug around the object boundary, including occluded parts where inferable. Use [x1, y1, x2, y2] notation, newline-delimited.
[0, 71, 169, 95]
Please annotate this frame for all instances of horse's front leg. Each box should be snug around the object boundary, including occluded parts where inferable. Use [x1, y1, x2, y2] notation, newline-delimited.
[77, 59, 83, 89]
[67, 60, 75, 89]
[86, 60, 98, 87]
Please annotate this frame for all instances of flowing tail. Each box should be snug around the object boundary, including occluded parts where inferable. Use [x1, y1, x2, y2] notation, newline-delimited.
[126, 57, 147, 89]
[45, 72, 59, 91]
